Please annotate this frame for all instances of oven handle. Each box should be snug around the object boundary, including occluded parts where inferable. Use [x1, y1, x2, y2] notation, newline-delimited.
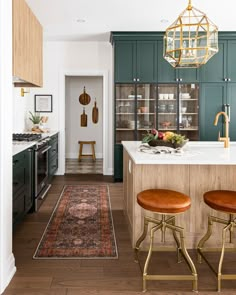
[40, 146, 51, 154]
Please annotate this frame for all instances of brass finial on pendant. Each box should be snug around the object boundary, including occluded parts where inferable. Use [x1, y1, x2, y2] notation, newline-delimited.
[187, 0, 192, 10]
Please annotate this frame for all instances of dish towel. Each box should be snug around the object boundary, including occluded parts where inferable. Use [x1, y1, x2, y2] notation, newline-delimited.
[138, 144, 184, 154]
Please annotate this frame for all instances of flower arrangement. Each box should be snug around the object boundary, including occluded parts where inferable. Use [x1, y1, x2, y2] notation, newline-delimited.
[142, 129, 188, 148]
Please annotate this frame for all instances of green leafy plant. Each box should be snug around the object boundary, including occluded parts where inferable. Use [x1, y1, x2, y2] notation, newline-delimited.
[29, 111, 41, 124]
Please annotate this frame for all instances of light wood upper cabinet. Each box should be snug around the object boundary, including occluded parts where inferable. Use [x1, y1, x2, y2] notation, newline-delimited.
[13, 0, 43, 87]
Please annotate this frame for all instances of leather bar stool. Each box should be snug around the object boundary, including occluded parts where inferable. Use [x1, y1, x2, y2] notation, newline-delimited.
[197, 190, 236, 292]
[135, 189, 198, 292]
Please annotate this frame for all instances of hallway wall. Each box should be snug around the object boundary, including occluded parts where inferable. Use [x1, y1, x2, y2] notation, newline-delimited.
[65, 76, 103, 158]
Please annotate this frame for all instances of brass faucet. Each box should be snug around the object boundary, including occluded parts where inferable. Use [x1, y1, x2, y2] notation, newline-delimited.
[214, 111, 230, 148]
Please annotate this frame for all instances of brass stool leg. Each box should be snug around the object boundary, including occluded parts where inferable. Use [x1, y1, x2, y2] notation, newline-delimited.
[218, 223, 232, 292]
[134, 216, 149, 263]
[135, 216, 162, 263]
[197, 215, 214, 263]
[167, 223, 198, 292]
[143, 224, 162, 292]
[171, 217, 181, 263]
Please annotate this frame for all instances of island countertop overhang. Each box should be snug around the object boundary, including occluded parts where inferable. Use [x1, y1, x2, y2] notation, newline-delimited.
[122, 141, 236, 165]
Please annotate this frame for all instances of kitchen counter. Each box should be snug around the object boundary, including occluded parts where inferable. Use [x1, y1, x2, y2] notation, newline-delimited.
[122, 141, 236, 249]
[13, 131, 59, 156]
[122, 141, 236, 165]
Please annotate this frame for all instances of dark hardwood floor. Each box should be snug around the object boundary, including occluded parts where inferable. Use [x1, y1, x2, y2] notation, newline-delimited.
[4, 175, 236, 294]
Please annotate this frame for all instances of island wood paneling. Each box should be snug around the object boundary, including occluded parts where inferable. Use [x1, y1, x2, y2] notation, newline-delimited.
[123, 149, 236, 249]
[13, 0, 43, 87]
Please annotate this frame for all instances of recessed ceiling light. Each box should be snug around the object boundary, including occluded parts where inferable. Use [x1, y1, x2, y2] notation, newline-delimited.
[76, 19, 86, 23]
[161, 19, 169, 23]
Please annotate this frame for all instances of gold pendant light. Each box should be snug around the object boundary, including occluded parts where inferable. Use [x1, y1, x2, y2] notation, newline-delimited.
[163, 0, 218, 68]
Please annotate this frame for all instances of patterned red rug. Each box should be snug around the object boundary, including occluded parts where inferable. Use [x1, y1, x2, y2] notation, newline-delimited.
[33, 185, 118, 259]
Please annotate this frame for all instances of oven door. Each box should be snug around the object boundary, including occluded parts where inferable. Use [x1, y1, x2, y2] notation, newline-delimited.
[35, 144, 51, 197]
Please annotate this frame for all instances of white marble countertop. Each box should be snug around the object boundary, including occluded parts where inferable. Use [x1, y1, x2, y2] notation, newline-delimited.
[122, 141, 236, 165]
[13, 131, 59, 156]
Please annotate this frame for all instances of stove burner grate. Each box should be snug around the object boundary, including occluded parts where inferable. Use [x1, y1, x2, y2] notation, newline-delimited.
[13, 133, 42, 142]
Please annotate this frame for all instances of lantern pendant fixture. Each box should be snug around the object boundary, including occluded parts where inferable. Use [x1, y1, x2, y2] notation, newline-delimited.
[163, 0, 218, 68]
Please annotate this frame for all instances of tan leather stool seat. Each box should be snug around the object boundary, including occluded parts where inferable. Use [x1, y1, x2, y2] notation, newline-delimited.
[204, 190, 236, 213]
[137, 189, 191, 214]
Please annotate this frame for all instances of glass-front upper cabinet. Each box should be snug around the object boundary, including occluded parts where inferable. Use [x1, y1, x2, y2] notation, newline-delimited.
[115, 84, 136, 143]
[115, 83, 157, 143]
[178, 83, 199, 140]
[157, 84, 178, 132]
[136, 84, 157, 141]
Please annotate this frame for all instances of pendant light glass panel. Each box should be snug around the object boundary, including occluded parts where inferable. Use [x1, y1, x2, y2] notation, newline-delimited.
[163, 4, 218, 68]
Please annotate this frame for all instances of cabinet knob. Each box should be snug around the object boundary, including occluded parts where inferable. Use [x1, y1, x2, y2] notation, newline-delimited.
[223, 78, 227, 81]
[179, 78, 183, 82]
[137, 78, 140, 82]
[133, 78, 136, 82]
[228, 78, 231, 82]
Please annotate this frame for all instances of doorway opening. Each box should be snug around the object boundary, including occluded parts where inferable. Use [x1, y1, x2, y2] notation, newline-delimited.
[65, 76, 103, 174]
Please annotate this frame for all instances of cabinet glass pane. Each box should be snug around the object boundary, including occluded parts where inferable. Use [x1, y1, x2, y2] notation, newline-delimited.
[136, 84, 157, 141]
[115, 84, 136, 143]
[179, 83, 199, 140]
[157, 84, 178, 132]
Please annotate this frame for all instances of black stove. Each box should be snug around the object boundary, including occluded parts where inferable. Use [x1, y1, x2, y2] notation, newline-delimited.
[13, 133, 42, 142]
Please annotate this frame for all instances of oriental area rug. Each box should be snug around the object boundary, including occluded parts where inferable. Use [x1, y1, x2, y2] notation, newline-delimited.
[33, 185, 118, 259]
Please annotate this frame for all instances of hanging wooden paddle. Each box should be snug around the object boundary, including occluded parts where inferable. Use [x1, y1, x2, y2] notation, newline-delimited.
[81, 107, 87, 127]
[92, 98, 99, 124]
[79, 86, 91, 105]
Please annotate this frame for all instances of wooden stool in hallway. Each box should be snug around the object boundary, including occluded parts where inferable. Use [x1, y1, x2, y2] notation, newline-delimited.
[78, 141, 96, 161]
[197, 190, 236, 292]
[135, 189, 198, 292]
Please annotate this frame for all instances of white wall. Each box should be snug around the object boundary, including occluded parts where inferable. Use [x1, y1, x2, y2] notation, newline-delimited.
[65, 76, 103, 159]
[0, 0, 16, 293]
[13, 41, 114, 174]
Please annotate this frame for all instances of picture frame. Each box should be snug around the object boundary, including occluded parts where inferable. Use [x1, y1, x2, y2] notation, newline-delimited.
[34, 95, 53, 113]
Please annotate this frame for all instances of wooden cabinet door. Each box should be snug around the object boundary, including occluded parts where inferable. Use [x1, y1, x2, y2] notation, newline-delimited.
[200, 83, 226, 141]
[115, 41, 136, 83]
[13, 0, 43, 87]
[114, 144, 123, 181]
[200, 41, 226, 83]
[136, 41, 157, 83]
[227, 40, 236, 83]
[157, 41, 176, 83]
[226, 83, 236, 140]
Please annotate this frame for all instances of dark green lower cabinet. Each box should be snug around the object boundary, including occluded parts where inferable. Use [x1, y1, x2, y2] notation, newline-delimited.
[114, 144, 123, 182]
[13, 148, 33, 227]
[48, 133, 58, 183]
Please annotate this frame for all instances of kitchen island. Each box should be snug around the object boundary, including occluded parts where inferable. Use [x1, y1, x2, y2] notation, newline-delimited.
[122, 141, 236, 249]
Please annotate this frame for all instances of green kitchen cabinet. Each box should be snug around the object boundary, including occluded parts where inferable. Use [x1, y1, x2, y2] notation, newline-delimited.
[157, 40, 199, 83]
[114, 144, 123, 182]
[13, 148, 34, 227]
[115, 40, 157, 83]
[157, 40, 176, 83]
[48, 133, 58, 183]
[200, 83, 236, 141]
[200, 40, 236, 83]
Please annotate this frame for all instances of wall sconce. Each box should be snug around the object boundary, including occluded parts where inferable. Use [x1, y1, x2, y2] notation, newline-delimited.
[21, 87, 30, 97]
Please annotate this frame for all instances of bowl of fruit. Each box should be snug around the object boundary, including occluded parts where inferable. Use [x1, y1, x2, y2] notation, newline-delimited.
[142, 129, 188, 149]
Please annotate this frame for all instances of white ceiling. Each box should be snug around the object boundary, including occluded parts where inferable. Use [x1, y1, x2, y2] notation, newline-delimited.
[26, 0, 236, 42]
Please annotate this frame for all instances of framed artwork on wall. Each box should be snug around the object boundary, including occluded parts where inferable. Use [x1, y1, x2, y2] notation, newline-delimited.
[35, 94, 53, 112]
